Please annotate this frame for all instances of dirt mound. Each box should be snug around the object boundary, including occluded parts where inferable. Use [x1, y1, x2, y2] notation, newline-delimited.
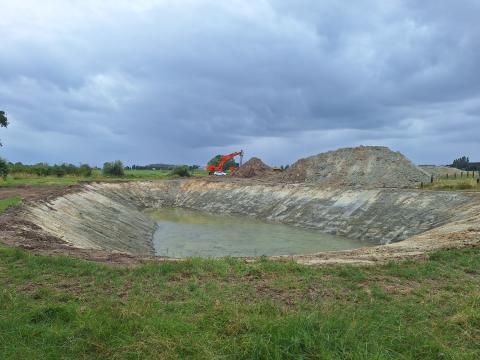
[233, 157, 275, 178]
[280, 146, 430, 188]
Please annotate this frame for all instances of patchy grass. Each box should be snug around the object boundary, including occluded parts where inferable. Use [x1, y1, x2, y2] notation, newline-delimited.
[0, 169, 208, 187]
[0, 196, 22, 214]
[0, 246, 479, 359]
[423, 176, 480, 191]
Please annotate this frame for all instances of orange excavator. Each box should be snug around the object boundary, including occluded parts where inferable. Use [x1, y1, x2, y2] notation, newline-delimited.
[207, 150, 244, 175]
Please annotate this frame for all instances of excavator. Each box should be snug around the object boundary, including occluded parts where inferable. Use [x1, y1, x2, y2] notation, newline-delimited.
[207, 150, 244, 175]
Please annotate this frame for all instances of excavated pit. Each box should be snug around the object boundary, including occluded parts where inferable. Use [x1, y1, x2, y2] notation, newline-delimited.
[10, 178, 479, 264]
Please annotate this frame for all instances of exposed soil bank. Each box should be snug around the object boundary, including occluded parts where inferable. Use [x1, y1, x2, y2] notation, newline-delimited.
[1, 179, 478, 264]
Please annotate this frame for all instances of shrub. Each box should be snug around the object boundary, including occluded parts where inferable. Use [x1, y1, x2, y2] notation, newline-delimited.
[9, 162, 26, 173]
[171, 165, 191, 177]
[78, 164, 92, 177]
[103, 161, 124, 177]
[31, 163, 51, 176]
[0, 158, 9, 179]
[51, 165, 66, 177]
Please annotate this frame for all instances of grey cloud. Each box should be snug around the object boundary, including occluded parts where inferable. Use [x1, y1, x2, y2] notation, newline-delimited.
[0, 0, 479, 166]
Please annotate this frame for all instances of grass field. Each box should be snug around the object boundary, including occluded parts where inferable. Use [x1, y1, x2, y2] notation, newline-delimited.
[0, 169, 208, 188]
[423, 176, 480, 191]
[0, 246, 479, 359]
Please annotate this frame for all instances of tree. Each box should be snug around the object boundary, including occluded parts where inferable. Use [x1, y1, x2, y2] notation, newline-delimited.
[78, 164, 93, 177]
[452, 156, 470, 170]
[208, 155, 238, 171]
[0, 158, 8, 179]
[102, 161, 125, 177]
[0, 111, 8, 147]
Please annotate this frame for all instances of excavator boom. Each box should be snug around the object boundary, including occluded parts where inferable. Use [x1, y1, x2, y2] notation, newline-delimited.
[207, 150, 244, 175]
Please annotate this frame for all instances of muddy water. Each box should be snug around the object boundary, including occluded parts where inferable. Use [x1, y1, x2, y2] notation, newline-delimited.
[146, 207, 372, 258]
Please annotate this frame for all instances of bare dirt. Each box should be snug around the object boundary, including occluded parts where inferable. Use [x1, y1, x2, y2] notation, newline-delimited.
[233, 157, 276, 179]
[0, 184, 81, 201]
[0, 185, 155, 266]
[278, 146, 431, 188]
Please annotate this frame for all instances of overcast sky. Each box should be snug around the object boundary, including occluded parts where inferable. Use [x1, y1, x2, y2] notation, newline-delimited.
[1, 0, 479, 166]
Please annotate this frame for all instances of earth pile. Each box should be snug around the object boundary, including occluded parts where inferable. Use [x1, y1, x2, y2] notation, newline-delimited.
[233, 157, 275, 178]
[279, 146, 430, 188]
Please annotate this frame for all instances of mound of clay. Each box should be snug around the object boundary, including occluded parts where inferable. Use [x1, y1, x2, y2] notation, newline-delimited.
[233, 157, 275, 178]
[280, 146, 430, 188]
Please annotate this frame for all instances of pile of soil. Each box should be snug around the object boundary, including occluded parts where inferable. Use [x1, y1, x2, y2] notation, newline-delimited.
[233, 157, 276, 178]
[279, 146, 430, 188]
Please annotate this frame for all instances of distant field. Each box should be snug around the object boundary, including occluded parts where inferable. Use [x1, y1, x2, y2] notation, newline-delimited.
[0, 169, 208, 188]
[423, 174, 480, 191]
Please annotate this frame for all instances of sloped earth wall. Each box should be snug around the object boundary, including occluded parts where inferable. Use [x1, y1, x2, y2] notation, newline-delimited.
[18, 179, 480, 263]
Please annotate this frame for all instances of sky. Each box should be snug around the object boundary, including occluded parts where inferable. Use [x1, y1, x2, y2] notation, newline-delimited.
[1, 0, 479, 167]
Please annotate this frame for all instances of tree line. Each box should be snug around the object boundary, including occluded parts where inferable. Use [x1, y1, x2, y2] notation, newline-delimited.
[451, 156, 480, 171]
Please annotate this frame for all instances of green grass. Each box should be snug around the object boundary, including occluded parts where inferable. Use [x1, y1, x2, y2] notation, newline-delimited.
[0, 246, 479, 359]
[0, 196, 22, 214]
[0, 169, 208, 187]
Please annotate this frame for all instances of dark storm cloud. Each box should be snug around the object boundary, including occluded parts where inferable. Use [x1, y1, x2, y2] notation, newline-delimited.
[0, 0, 479, 166]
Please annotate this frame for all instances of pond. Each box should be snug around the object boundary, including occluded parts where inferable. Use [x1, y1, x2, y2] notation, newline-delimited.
[146, 207, 372, 258]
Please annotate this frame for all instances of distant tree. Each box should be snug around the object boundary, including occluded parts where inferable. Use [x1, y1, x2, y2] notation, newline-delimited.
[51, 165, 66, 177]
[0, 110, 8, 147]
[103, 161, 125, 177]
[452, 156, 470, 170]
[208, 155, 237, 171]
[78, 164, 93, 177]
[0, 158, 8, 179]
[31, 163, 52, 176]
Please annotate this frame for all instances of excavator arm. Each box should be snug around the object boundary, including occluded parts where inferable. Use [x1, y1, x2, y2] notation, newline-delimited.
[207, 150, 244, 174]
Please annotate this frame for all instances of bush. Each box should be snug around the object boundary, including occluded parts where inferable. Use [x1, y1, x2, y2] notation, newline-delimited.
[171, 165, 191, 177]
[78, 164, 92, 177]
[51, 165, 66, 177]
[31, 163, 51, 176]
[102, 161, 124, 177]
[0, 158, 9, 179]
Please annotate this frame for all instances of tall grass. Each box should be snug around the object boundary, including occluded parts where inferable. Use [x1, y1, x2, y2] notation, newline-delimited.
[423, 176, 480, 191]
